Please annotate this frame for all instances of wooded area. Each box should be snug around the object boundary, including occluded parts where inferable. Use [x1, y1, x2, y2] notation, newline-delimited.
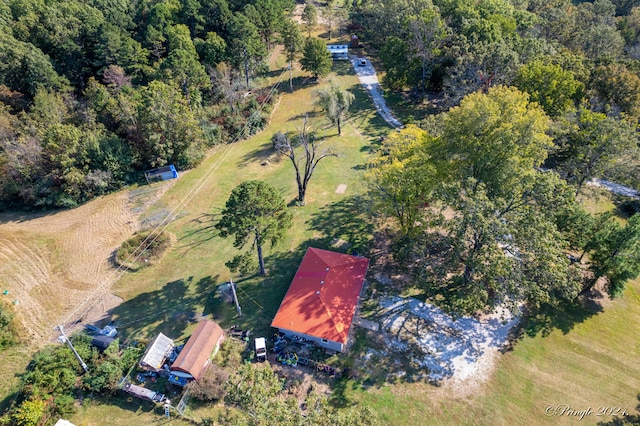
[0, 0, 292, 208]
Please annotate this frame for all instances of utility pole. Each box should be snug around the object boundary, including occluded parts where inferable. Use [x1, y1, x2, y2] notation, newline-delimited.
[230, 277, 242, 317]
[55, 325, 88, 372]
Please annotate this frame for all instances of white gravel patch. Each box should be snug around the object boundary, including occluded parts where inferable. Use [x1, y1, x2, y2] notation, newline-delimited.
[587, 178, 639, 198]
[378, 296, 519, 385]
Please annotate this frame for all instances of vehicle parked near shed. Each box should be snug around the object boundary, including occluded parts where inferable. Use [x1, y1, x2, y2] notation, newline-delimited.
[255, 337, 267, 362]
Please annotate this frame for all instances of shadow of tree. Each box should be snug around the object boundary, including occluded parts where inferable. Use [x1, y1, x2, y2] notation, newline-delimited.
[346, 84, 393, 144]
[236, 140, 282, 168]
[613, 193, 640, 219]
[88, 394, 170, 419]
[109, 277, 201, 340]
[175, 213, 221, 253]
[307, 195, 374, 256]
[332, 61, 354, 76]
[514, 298, 602, 340]
[597, 393, 640, 425]
[280, 75, 318, 93]
[287, 110, 322, 123]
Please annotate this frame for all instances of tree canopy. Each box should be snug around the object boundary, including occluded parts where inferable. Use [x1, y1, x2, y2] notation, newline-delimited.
[216, 180, 293, 276]
[314, 80, 355, 135]
[300, 37, 332, 80]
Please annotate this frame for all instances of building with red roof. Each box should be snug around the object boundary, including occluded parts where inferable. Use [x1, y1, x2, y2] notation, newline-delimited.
[271, 247, 370, 352]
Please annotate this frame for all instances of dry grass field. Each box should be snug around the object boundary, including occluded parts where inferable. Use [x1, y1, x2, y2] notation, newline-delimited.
[0, 183, 175, 344]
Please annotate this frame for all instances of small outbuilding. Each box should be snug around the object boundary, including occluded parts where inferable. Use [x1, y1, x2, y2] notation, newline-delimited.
[327, 44, 349, 60]
[144, 165, 179, 183]
[139, 333, 174, 371]
[169, 320, 225, 384]
[271, 247, 370, 352]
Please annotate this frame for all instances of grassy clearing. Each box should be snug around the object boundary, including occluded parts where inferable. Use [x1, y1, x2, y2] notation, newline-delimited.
[67, 49, 388, 424]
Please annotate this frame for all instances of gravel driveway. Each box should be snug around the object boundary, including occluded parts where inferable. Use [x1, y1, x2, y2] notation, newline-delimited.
[349, 56, 403, 128]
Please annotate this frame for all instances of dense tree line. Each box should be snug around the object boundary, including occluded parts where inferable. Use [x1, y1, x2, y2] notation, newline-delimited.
[0, 0, 292, 209]
[347, 0, 640, 307]
[350, 0, 640, 195]
[368, 86, 640, 315]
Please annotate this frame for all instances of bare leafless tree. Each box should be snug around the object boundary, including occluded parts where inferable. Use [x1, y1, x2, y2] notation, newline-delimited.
[209, 62, 240, 113]
[273, 117, 338, 205]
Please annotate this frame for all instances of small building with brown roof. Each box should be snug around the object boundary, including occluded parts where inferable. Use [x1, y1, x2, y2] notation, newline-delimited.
[170, 320, 224, 381]
[271, 247, 370, 352]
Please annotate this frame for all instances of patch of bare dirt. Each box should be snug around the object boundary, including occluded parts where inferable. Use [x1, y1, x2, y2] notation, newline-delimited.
[0, 182, 175, 344]
[270, 359, 331, 406]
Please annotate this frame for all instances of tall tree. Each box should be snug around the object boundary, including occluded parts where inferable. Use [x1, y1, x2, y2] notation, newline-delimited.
[301, 3, 318, 37]
[216, 180, 293, 276]
[197, 31, 227, 68]
[314, 80, 354, 135]
[515, 59, 584, 117]
[135, 80, 206, 169]
[588, 213, 640, 296]
[551, 108, 639, 195]
[280, 18, 304, 92]
[227, 13, 267, 89]
[162, 24, 210, 104]
[300, 37, 332, 80]
[590, 63, 640, 117]
[366, 125, 436, 236]
[272, 117, 338, 205]
[371, 86, 582, 314]
[436, 85, 552, 198]
[322, 0, 345, 40]
[243, 0, 285, 50]
[407, 8, 447, 98]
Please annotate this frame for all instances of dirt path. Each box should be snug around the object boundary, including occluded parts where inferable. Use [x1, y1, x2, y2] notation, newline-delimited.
[0, 182, 174, 344]
[587, 178, 639, 198]
[349, 56, 403, 128]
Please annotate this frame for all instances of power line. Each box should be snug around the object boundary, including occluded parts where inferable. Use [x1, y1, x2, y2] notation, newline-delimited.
[59, 68, 288, 332]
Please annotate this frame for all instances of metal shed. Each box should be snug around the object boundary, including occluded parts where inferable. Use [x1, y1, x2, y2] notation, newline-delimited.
[144, 165, 179, 183]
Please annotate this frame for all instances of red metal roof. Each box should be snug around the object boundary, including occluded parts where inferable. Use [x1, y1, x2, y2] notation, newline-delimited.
[271, 248, 370, 345]
[171, 320, 224, 380]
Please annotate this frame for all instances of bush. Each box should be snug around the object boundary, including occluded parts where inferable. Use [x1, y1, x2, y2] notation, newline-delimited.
[188, 364, 229, 401]
[115, 230, 172, 271]
[0, 300, 19, 349]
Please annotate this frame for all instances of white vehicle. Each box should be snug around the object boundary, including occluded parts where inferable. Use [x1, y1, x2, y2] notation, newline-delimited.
[255, 337, 267, 362]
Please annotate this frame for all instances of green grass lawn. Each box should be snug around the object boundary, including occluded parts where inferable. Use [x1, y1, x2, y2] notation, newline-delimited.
[64, 50, 640, 425]
[107, 64, 385, 342]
